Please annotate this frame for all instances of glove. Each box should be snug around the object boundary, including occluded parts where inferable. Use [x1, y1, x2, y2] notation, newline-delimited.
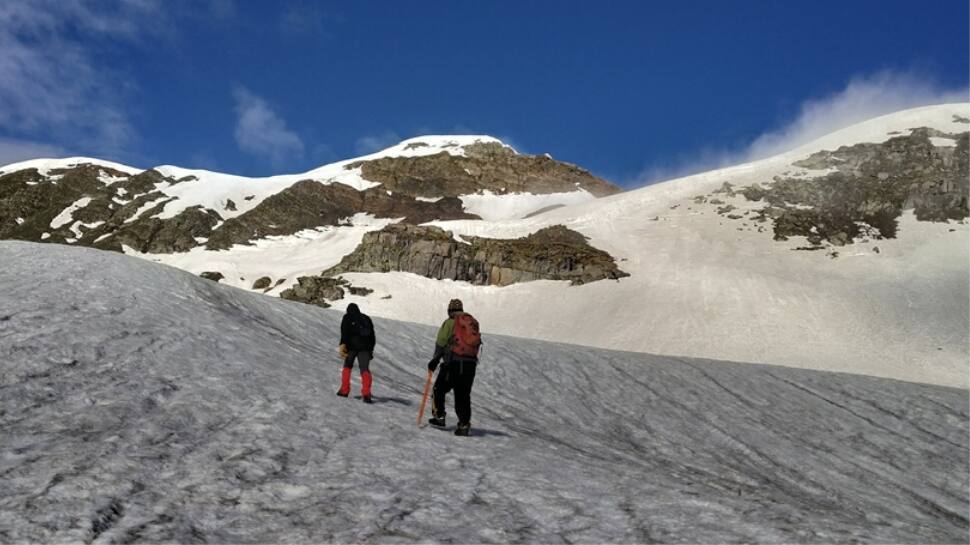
[427, 358, 439, 372]
[339, 344, 348, 359]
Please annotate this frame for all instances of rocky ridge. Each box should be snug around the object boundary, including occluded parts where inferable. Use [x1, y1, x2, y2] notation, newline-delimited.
[0, 139, 620, 254]
[694, 127, 969, 248]
[348, 141, 619, 198]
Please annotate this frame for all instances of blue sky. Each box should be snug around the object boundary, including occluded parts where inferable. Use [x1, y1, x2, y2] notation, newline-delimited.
[1, 1, 967, 187]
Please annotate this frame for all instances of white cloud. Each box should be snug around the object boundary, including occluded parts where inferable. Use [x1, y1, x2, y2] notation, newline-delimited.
[355, 130, 401, 155]
[0, 137, 67, 167]
[746, 71, 969, 160]
[0, 0, 162, 159]
[633, 70, 969, 186]
[232, 86, 305, 164]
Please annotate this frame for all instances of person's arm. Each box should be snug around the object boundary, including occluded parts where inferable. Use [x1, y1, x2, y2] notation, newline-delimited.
[366, 316, 376, 351]
[428, 319, 454, 370]
[340, 315, 350, 347]
[435, 319, 454, 348]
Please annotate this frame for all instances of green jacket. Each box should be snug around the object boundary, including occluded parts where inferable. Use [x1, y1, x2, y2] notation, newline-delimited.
[435, 317, 456, 349]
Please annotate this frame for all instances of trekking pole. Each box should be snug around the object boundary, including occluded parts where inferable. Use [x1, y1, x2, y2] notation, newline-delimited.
[416, 370, 433, 426]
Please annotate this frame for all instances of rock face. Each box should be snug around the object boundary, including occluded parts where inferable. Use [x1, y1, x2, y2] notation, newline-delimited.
[324, 223, 629, 287]
[0, 165, 221, 253]
[0, 140, 621, 255]
[697, 128, 969, 247]
[204, 181, 477, 251]
[348, 142, 619, 198]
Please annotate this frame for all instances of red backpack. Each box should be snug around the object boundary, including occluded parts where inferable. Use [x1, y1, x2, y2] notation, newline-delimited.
[451, 313, 482, 358]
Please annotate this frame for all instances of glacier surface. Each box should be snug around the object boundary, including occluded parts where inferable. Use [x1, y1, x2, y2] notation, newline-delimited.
[0, 241, 966, 543]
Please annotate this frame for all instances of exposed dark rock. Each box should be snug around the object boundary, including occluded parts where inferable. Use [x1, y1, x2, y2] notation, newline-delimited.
[348, 286, 373, 296]
[2, 142, 622, 255]
[0, 165, 222, 254]
[713, 182, 736, 196]
[346, 142, 620, 199]
[205, 181, 481, 250]
[716, 129, 968, 246]
[323, 223, 629, 287]
[98, 206, 222, 253]
[200, 271, 224, 282]
[280, 276, 347, 307]
[252, 277, 272, 291]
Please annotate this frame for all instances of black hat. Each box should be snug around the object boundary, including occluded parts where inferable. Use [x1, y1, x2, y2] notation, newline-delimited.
[447, 299, 463, 312]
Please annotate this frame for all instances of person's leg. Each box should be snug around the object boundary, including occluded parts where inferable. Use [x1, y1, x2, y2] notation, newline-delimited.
[338, 352, 357, 396]
[358, 351, 373, 398]
[454, 360, 477, 426]
[431, 364, 452, 421]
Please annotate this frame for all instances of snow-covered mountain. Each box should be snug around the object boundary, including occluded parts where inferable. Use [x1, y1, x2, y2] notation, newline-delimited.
[1, 105, 968, 388]
[1, 241, 967, 543]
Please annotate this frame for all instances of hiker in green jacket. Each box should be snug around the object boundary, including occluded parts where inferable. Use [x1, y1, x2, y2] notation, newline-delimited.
[427, 298, 481, 436]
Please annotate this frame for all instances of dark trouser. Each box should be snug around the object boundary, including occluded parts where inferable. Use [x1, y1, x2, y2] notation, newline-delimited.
[344, 351, 371, 372]
[432, 358, 477, 425]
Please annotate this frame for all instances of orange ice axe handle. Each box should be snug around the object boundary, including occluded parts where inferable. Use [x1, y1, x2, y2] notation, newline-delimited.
[417, 370, 433, 426]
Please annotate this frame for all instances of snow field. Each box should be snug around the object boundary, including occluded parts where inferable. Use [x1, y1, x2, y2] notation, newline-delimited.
[0, 241, 966, 543]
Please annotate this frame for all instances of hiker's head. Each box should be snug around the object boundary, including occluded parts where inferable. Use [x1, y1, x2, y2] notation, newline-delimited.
[347, 303, 360, 315]
[447, 298, 463, 316]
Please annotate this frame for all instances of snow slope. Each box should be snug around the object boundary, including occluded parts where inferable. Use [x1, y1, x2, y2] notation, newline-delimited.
[328, 104, 970, 389]
[0, 241, 967, 543]
[3, 107, 967, 389]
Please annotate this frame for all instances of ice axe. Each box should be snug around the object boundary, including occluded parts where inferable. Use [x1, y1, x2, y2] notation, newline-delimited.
[416, 370, 433, 426]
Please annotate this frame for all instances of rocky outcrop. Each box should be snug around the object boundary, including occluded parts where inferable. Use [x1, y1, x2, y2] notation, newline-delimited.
[279, 276, 374, 307]
[200, 271, 224, 282]
[252, 277, 272, 291]
[347, 142, 620, 198]
[205, 181, 478, 250]
[280, 276, 345, 308]
[0, 165, 219, 253]
[323, 223, 629, 287]
[696, 129, 969, 247]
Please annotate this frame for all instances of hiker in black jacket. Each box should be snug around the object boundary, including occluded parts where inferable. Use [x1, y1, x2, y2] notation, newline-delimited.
[337, 303, 376, 403]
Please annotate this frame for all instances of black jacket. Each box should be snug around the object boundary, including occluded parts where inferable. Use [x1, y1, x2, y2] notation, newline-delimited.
[340, 303, 376, 352]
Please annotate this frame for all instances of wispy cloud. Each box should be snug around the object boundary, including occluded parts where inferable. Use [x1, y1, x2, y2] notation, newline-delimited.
[232, 86, 305, 164]
[278, 1, 342, 37]
[632, 70, 969, 186]
[0, 0, 168, 162]
[355, 130, 402, 155]
[746, 71, 969, 159]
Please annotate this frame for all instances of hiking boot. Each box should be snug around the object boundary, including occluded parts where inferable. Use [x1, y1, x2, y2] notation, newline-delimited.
[336, 390, 349, 397]
[362, 395, 373, 404]
[428, 416, 446, 427]
[454, 423, 470, 436]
